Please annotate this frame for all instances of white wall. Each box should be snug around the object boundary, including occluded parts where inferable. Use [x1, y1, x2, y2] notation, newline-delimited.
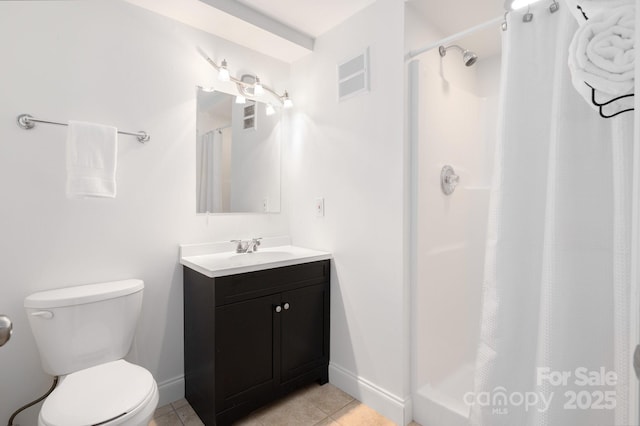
[0, 1, 290, 424]
[287, 0, 410, 424]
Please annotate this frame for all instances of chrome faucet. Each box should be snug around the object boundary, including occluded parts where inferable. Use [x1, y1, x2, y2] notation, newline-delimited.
[231, 238, 262, 253]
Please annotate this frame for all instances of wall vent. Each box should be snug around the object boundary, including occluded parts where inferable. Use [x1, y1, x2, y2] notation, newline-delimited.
[338, 47, 369, 102]
[243, 101, 256, 130]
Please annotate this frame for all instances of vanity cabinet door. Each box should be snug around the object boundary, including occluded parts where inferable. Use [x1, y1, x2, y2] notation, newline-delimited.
[279, 284, 329, 384]
[184, 260, 330, 425]
[216, 293, 280, 411]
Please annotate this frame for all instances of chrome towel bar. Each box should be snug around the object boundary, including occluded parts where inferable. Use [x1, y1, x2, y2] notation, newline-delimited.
[16, 114, 150, 143]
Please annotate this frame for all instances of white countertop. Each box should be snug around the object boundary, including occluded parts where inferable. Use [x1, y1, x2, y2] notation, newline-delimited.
[180, 237, 332, 278]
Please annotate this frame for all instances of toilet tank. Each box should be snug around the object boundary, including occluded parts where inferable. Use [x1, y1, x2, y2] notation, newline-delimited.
[24, 279, 144, 376]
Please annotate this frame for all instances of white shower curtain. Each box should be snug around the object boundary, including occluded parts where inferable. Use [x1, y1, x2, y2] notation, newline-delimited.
[470, 3, 634, 426]
[198, 130, 223, 213]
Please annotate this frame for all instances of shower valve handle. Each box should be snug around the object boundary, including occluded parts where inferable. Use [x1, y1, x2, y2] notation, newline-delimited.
[441, 165, 460, 195]
[445, 174, 459, 185]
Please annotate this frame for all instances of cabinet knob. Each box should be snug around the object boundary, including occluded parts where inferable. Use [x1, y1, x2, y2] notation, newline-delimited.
[275, 305, 282, 313]
[283, 303, 290, 310]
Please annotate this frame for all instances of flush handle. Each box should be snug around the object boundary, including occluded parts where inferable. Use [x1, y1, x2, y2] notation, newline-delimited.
[30, 311, 54, 319]
[0, 315, 12, 347]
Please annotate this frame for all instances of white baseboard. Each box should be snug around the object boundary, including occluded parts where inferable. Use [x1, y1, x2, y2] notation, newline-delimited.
[157, 374, 184, 407]
[329, 362, 412, 425]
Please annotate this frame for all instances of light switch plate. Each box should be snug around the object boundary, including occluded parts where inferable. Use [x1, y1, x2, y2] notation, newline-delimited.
[315, 198, 325, 217]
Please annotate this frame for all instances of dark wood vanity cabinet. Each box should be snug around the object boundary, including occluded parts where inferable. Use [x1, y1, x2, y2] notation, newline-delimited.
[183, 260, 330, 425]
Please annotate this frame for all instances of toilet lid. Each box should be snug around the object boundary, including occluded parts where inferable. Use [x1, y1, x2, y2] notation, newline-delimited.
[40, 360, 156, 426]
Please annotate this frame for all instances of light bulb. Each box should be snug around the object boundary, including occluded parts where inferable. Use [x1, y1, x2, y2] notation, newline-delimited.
[235, 94, 246, 104]
[509, 0, 542, 9]
[218, 59, 230, 82]
[282, 91, 293, 109]
[265, 104, 275, 116]
[254, 76, 264, 96]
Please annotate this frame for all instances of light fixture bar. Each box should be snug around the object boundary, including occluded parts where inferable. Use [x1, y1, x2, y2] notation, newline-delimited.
[203, 55, 291, 107]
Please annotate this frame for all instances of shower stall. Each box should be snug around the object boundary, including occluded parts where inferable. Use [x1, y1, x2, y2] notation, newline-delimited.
[408, 34, 500, 426]
[408, 2, 639, 426]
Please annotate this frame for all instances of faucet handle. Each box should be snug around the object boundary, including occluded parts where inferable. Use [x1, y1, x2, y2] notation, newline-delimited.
[230, 240, 246, 253]
[251, 237, 262, 251]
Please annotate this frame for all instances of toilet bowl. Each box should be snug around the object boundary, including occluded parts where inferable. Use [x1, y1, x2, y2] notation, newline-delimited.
[38, 360, 158, 426]
[24, 279, 159, 426]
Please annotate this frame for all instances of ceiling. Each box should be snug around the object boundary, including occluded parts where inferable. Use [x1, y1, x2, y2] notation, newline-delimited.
[124, 0, 505, 63]
[235, 0, 377, 38]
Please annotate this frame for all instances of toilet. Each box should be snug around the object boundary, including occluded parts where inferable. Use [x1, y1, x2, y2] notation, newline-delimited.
[24, 279, 158, 426]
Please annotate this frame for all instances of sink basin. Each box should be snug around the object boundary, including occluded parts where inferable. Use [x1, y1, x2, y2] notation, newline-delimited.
[180, 245, 331, 278]
[228, 251, 293, 266]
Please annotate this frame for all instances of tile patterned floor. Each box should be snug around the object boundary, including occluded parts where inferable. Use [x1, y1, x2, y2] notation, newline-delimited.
[150, 383, 422, 426]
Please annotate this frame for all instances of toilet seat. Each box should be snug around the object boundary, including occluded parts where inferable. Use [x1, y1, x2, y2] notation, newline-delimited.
[39, 359, 157, 426]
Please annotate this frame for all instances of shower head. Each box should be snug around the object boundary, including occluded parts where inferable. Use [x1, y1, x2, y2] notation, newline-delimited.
[462, 50, 478, 66]
[438, 44, 478, 67]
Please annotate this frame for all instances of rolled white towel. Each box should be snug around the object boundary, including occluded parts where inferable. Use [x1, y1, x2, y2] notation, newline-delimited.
[568, 4, 635, 113]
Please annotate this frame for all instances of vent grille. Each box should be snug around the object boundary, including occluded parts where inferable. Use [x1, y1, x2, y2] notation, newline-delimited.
[338, 48, 369, 101]
[243, 102, 256, 130]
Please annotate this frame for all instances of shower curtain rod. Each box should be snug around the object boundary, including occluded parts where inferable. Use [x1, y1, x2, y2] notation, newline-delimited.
[405, 15, 503, 61]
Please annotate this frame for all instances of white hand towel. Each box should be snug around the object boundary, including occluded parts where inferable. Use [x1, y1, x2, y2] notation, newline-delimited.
[66, 120, 118, 198]
[568, 4, 635, 111]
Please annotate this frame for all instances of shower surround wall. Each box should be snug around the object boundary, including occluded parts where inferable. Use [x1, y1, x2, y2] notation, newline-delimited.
[406, 20, 501, 424]
[0, 2, 289, 424]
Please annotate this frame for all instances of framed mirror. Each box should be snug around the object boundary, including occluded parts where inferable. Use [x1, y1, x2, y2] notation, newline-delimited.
[196, 87, 281, 213]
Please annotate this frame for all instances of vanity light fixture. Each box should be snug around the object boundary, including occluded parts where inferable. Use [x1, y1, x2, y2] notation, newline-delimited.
[203, 55, 292, 108]
[282, 91, 293, 109]
[218, 59, 230, 82]
[254, 76, 265, 96]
